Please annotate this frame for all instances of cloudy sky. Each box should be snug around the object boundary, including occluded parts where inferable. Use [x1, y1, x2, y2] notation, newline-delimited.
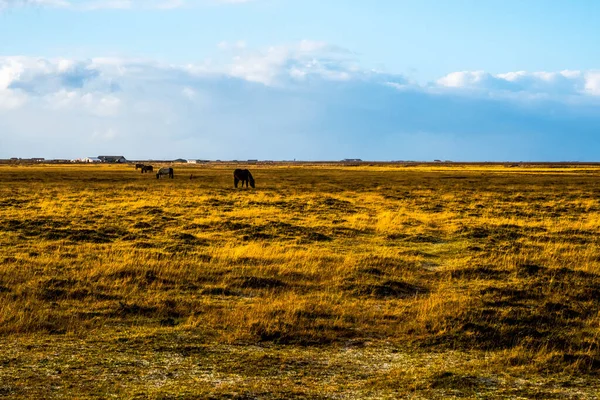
[2, 0, 600, 161]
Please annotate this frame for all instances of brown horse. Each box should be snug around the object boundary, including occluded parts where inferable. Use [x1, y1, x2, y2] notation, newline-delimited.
[234, 169, 255, 188]
[141, 165, 154, 174]
[135, 163, 145, 170]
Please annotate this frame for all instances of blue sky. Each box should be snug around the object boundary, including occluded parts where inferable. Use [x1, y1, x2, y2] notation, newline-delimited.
[1, 0, 600, 160]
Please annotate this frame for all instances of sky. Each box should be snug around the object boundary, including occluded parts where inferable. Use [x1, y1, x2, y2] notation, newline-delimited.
[1, 0, 600, 161]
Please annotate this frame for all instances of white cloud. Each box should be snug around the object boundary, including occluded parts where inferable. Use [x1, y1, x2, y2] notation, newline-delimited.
[4, 48, 600, 116]
[223, 41, 360, 85]
[433, 69, 600, 100]
[5, 50, 600, 108]
[0, 57, 122, 114]
[0, 59, 28, 109]
[45, 90, 121, 116]
[3, 44, 600, 161]
[0, 60, 24, 89]
[436, 71, 487, 88]
[0, 89, 27, 110]
[583, 72, 600, 96]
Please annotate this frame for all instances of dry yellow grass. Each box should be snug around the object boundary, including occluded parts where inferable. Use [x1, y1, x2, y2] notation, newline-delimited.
[0, 162, 599, 398]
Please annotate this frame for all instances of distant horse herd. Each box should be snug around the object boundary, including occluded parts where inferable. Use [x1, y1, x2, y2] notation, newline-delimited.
[135, 164, 254, 187]
[136, 164, 154, 174]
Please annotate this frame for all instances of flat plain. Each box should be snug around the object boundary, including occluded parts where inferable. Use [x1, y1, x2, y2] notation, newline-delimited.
[1, 163, 600, 399]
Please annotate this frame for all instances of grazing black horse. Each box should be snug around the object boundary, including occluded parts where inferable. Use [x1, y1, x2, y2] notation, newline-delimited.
[135, 163, 145, 170]
[141, 165, 154, 174]
[156, 167, 174, 179]
[234, 169, 255, 188]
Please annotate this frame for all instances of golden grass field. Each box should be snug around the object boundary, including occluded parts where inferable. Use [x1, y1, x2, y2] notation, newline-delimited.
[1, 162, 600, 398]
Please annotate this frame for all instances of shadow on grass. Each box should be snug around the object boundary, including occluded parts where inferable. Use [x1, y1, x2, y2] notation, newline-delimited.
[421, 264, 600, 372]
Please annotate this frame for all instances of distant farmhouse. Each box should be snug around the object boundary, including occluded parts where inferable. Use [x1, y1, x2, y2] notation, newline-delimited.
[98, 156, 127, 163]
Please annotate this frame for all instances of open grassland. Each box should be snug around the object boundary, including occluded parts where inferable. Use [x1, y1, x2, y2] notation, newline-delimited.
[1, 163, 600, 399]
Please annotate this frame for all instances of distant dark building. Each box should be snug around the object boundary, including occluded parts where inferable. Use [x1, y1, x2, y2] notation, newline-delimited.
[342, 158, 363, 162]
[247, 159, 258, 164]
[173, 158, 187, 163]
[98, 155, 127, 163]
